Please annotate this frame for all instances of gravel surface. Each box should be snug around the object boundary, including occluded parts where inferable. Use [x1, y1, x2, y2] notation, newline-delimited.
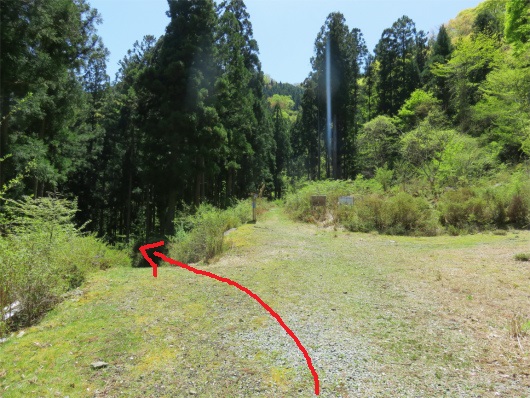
[226, 312, 372, 397]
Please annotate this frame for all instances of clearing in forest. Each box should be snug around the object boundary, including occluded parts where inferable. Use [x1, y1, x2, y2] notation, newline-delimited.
[1, 207, 529, 397]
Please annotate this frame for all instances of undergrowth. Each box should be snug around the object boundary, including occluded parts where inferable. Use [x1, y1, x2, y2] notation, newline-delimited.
[284, 168, 530, 236]
[169, 199, 264, 264]
[0, 196, 127, 336]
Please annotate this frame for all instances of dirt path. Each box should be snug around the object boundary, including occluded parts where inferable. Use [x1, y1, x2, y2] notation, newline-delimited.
[214, 208, 530, 397]
[1, 207, 529, 397]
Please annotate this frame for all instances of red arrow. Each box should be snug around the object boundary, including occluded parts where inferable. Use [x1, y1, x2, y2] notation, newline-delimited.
[139, 241, 320, 395]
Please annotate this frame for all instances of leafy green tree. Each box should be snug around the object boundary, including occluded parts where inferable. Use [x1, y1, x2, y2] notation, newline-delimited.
[84, 36, 157, 243]
[267, 94, 297, 122]
[505, 0, 530, 52]
[140, 0, 224, 235]
[436, 134, 498, 186]
[401, 121, 457, 192]
[290, 77, 321, 180]
[271, 104, 291, 198]
[264, 81, 303, 109]
[473, 9, 503, 38]
[473, 52, 530, 162]
[432, 33, 502, 131]
[358, 54, 379, 122]
[357, 116, 400, 177]
[396, 89, 442, 130]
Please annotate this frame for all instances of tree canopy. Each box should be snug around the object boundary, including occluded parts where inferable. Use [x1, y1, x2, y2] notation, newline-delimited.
[2, 0, 529, 245]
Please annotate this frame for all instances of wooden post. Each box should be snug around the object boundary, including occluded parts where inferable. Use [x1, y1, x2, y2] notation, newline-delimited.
[252, 193, 257, 222]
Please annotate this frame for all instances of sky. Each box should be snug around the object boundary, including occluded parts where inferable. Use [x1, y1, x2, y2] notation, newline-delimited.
[89, 0, 483, 85]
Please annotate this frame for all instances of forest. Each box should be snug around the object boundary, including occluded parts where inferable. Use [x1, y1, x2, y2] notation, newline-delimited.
[1, 0, 529, 244]
[0, 2, 530, 395]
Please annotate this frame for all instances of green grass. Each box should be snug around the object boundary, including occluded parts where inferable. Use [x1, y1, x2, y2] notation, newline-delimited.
[515, 252, 530, 261]
[1, 206, 529, 396]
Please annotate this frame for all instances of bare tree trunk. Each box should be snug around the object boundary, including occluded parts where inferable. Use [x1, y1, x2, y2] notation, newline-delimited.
[317, 100, 321, 180]
[194, 174, 201, 207]
[125, 167, 132, 243]
[33, 177, 38, 199]
[194, 156, 205, 207]
[332, 114, 338, 179]
[163, 190, 177, 237]
[0, 113, 9, 188]
[145, 189, 151, 242]
[227, 168, 233, 200]
[98, 207, 104, 237]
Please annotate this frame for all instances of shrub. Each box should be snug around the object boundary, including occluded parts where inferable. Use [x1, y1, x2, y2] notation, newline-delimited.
[514, 253, 530, 262]
[438, 188, 497, 230]
[357, 116, 400, 175]
[169, 200, 252, 264]
[382, 192, 438, 235]
[438, 175, 530, 231]
[285, 166, 530, 236]
[340, 192, 439, 236]
[507, 194, 529, 227]
[0, 196, 127, 336]
[438, 188, 474, 228]
[284, 178, 383, 223]
[340, 194, 385, 233]
[374, 165, 394, 192]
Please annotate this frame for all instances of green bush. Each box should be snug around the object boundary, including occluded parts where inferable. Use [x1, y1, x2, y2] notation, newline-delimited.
[339, 194, 385, 233]
[514, 253, 530, 262]
[374, 165, 394, 192]
[382, 192, 438, 235]
[284, 167, 530, 236]
[0, 196, 127, 335]
[169, 200, 252, 264]
[438, 188, 475, 228]
[438, 188, 502, 231]
[438, 174, 530, 232]
[507, 194, 529, 227]
[340, 192, 438, 236]
[284, 178, 382, 222]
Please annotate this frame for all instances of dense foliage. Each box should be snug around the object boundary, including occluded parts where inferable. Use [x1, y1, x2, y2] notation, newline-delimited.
[0, 195, 127, 335]
[1, 0, 529, 249]
[284, 171, 530, 235]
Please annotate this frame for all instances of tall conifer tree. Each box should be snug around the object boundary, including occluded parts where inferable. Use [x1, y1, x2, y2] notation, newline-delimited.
[374, 16, 427, 116]
[142, 0, 223, 235]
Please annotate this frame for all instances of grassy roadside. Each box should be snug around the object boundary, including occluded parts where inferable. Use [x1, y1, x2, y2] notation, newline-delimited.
[1, 207, 529, 397]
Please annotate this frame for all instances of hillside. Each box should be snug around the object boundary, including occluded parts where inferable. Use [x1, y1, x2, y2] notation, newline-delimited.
[446, 0, 508, 40]
[1, 208, 529, 397]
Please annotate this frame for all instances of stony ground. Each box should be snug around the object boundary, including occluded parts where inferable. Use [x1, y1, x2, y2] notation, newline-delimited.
[1, 207, 529, 397]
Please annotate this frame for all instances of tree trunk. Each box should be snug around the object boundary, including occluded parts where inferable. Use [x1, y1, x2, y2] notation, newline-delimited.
[194, 156, 205, 207]
[227, 167, 233, 201]
[317, 102, 321, 180]
[33, 177, 38, 199]
[145, 189, 152, 242]
[0, 111, 10, 188]
[125, 165, 132, 243]
[162, 189, 177, 237]
[332, 114, 338, 179]
[98, 207, 104, 237]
